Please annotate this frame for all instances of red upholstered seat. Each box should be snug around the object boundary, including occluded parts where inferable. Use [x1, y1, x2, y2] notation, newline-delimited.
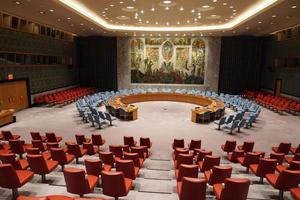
[0, 153, 29, 170]
[82, 142, 98, 155]
[26, 147, 51, 160]
[188, 139, 201, 151]
[276, 161, 300, 173]
[50, 147, 74, 170]
[290, 145, 300, 154]
[124, 136, 137, 147]
[66, 142, 87, 164]
[45, 133, 62, 143]
[130, 146, 147, 160]
[63, 168, 99, 197]
[174, 153, 194, 169]
[270, 152, 285, 165]
[140, 137, 152, 148]
[116, 159, 139, 180]
[237, 152, 261, 173]
[237, 141, 255, 153]
[17, 195, 107, 200]
[84, 158, 111, 177]
[173, 138, 185, 149]
[194, 149, 213, 163]
[266, 170, 300, 200]
[0, 164, 34, 199]
[9, 139, 27, 158]
[1, 130, 20, 141]
[285, 153, 300, 164]
[124, 152, 143, 168]
[221, 140, 236, 154]
[27, 154, 58, 183]
[291, 188, 300, 200]
[101, 171, 132, 200]
[173, 148, 189, 161]
[249, 158, 277, 183]
[198, 155, 221, 172]
[175, 164, 198, 183]
[109, 145, 124, 159]
[75, 134, 91, 145]
[204, 165, 232, 185]
[177, 177, 207, 200]
[30, 132, 47, 143]
[91, 134, 106, 148]
[272, 142, 292, 155]
[226, 149, 244, 163]
[213, 178, 250, 200]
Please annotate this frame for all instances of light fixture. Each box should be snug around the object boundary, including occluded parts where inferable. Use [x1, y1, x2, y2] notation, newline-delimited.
[202, 5, 210, 8]
[223, 3, 227, 5]
[191, 9, 195, 13]
[110, 4, 114, 7]
[229, 6, 234, 9]
[177, 21, 180, 24]
[155, 21, 158, 24]
[119, 1, 124, 4]
[39, 11, 45, 14]
[163, 0, 172, 4]
[166, 22, 169, 25]
[58, 0, 279, 32]
[49, 9, 54, 12]
[180, 7, 184, 11]
[165, 7, 169, 10]
[187, 20, 190, 23]
[127, 6, 134, 9]
[90, 27, 94, 30]
[151, 7, 155, 11]
[291, 5, 297, 9]
[57, 18, 61, 21]
[146, 20, 149, 23]
[272, 15, 276, 17]
[258, 21, 262, 23]
[80, 23, 84, 26]
[140, 10, 144, 13]
[15, 1, 21, 5]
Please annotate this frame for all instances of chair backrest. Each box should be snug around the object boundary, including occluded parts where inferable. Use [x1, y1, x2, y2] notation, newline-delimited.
[174, 148, 189, 160]
[221, 178, 250, 200]
[101, 171, 127, 197]
[275, 170, 300, 191]
[63, 168, 89, 195]
[223, 140, 236, 152]
[27, 154, 48, 174]
[131, 146, 146, 159]
[32, 140, 47, 152]
[99, 151, 115, 166]
[177, 164, 198, 182]
[255, 158, 277, 177]
[91, 134, 103, 146]
[292, 153, 300, 161]
[176, 154, 194, 169]
[66, 142, 81, 156]
[278, 143, 292, 154]
[109, 145, 123, 158]
[124, 136, 135, 147]
[195, 149, 213, 162]
[75, 134, 87, 145]
[189, 140, 201, 150]
[208, 166, 232, 185]
[202, 155, 221, 171]
[288, 161, 300, 170]
[173, 139, 184, 149]
[242, 141, 254, 153]
[230, 120, 240, 129]
[140, 137, 151, 148]
[116, 159, 135, 180]
[30, 132, 42, 141]
[9, 139, 25, 154]
[50, 148, 67, 164]
[45, 133, 58, 142]
[84, 159, 103, 176]
[238, 119, 246, 128]
[46, 142, 59, 149]
[179, 177, 207, 200]
[2, 130, 13, 140]
[124, 152, 140, 168]
[0, 153, 21, 170]
[0, 164, 21, 188]
[26, 147, 41, 155]
[244, 152, 261, 166]
[218, 117, 226, 125]
[225, 115, 234, 124]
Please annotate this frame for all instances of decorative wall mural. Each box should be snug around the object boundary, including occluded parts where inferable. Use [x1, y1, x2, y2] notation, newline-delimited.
[131, 38, 205, 84]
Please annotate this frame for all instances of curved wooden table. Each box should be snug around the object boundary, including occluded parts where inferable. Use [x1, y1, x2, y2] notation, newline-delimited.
[107, 93, 225, 123]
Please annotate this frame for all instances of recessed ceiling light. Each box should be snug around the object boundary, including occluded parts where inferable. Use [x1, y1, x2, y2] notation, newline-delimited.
[151, 7, 155, 11]
[127, 6, 134, 9]
[233, 9, 236, 12]
[140, 10, 144, 14]
[102, 11, 106, 14]
[187, 20, 190, 23]
[180, 7, 184, 11]
[197, 13, 201, 16]
[233, 13, 236, 15]
[258, 21, 262, 23]
[177, 21, 180, 24]
[90, 27, 94, 30]
[155, 21, 158, 24]
[146, 20, 149, 23]
[194, 18, 198, 21]
[202, 5, 210, 8]
[163, 1, 172, 4]
[245, 27, 249, 29]
[213, 0, 217, 2]
[191, 9, 195, 13]
[291, 5, 297, 9]
[272, 15, 276, 18]
[166, 22, 169, 25]
[57, 18, 61, 21]
[80, 23, 84, 26]
[49, 9, 54, 12]
[110, 4, 114, 7]
[175, 33, 178, 36]
[165, 7, 169, 10]
[223, 3, 227, 6]
[104, 8, 108, 10]
[183, 33, 186, 36]
[15, 1, 21, 5]
[138, 18, 142, 21]
[119, 1, 124, 4]
[229, 6, 234, 9]
[198, 15, 201, 19]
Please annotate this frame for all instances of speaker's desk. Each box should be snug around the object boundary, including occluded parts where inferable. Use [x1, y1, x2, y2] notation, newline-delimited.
[107, 93, 225, 123]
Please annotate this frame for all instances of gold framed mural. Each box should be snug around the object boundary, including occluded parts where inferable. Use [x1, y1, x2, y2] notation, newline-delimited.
[131, 38, 205, 84]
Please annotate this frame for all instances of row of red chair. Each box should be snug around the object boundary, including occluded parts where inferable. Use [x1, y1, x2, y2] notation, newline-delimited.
[243, 90, 300, 113]
[172, 138, 300, 200]
[17, 195, 106, 200]
[33, 87, 96, 105]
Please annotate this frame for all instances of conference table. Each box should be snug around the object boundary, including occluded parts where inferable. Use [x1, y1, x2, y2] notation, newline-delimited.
[107, 92, 225, 123]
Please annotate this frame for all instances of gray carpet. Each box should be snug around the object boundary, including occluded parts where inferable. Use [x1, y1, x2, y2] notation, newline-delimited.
[0, 101, 299, 199]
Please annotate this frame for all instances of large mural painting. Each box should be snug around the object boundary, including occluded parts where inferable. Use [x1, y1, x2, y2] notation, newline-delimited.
[131, 38, 205, 84]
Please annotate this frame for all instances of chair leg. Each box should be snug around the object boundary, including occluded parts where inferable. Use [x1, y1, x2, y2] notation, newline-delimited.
[246, 167, 249, 173]
[218, 125, 221, 130]
[12, 188, 19, 200]
[279, 190, 284, 200]
[42, 174, 46, 183]
[115, 197, 119, 200]
[259, 177, 264, 184]
[76, 157, 79, 164]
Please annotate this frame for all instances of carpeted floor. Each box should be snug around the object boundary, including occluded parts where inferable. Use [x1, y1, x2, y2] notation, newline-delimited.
[0, 101, 299, 200]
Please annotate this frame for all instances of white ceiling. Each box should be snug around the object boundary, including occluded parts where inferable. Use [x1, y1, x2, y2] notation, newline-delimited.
[0, 0, 299, 37]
